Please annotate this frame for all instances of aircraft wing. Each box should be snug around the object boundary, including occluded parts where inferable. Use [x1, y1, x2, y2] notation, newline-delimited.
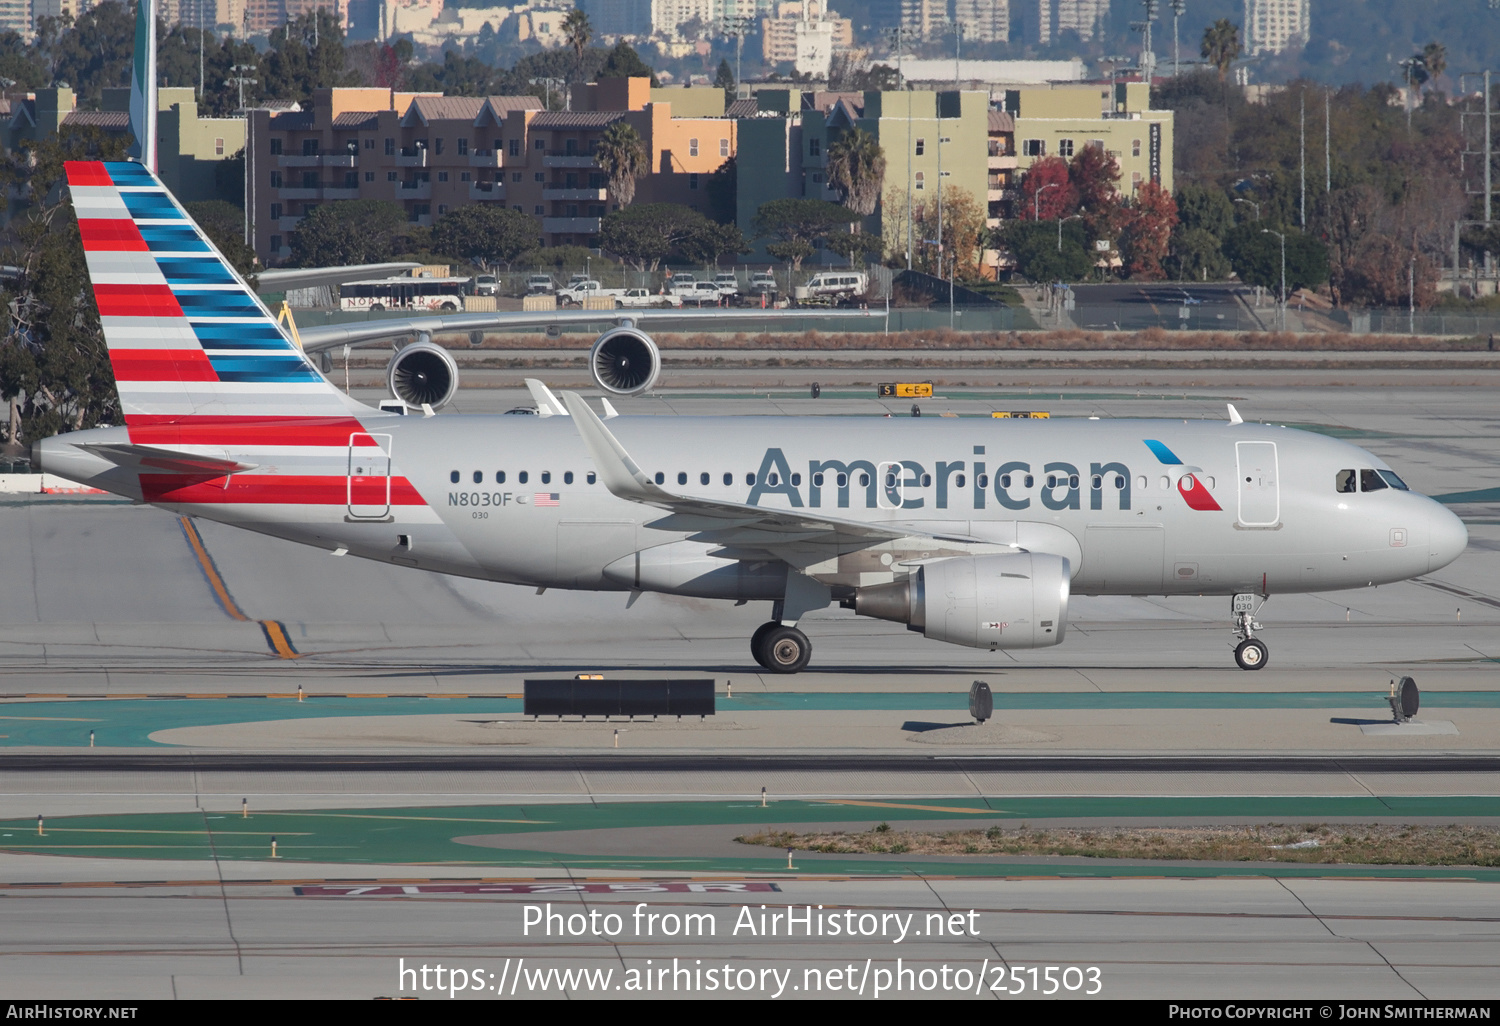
[559, 391, 980, 555]
[296, 307, 887, 354]
[76, 443, 259, 476]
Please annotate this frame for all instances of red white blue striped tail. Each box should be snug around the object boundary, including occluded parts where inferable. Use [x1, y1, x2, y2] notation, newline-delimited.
[66, 160, 357, 425]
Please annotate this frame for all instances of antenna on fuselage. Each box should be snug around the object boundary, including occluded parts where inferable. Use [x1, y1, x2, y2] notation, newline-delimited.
[1226, 404, 1244, 426]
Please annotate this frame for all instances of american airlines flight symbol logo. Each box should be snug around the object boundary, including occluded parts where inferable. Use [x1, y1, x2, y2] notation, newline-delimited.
[1144, 439, 1223, 512]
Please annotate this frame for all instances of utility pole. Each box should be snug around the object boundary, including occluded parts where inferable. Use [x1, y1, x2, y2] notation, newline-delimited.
[1170, 0, 1185, 78]
[1325, 87, 1331, 192]
[1299, 89, 1306, 227]
[198, 2, 205, 100]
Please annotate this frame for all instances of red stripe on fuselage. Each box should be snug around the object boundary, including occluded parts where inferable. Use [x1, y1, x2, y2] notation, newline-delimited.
[140, 474, 426, 506]
[64, 160, 112, 187]
[1177, 474, 1223, 511]
[110, 349, 219, 382]
[78, 218, 149, 251]
[93, 284, 184, 318]
[126, 416, 382, 447]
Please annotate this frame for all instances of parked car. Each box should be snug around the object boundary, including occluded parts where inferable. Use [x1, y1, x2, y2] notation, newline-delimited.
[617, 288, 682, 308]
[793, 271, 868, 304]
[747, 271, 779, 298]
[525, 274, 556, 294]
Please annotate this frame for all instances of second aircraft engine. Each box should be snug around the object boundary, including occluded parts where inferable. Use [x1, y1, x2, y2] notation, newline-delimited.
[386, 339, 459, 409]
[590, 326, 661, 396]
[852, 552, 1070, 650]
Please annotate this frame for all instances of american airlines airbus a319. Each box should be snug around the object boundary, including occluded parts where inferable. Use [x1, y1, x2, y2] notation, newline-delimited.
[34, 161, 1468, 673]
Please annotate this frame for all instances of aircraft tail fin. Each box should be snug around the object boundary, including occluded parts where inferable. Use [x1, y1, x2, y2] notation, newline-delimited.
[65, 160, 359, 428]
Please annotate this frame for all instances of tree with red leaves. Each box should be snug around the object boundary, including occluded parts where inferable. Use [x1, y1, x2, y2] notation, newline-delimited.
[1068, 144, 1127, 245]
[1119, 181, 1179, 280]
[1018, 156, 1078, 220]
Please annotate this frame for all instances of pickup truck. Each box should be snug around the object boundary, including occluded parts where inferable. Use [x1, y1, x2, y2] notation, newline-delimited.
[556, 280, 626, 305]
[712, 272, 740, 299]
[525, 274, 556, 294]
[616, 288, 682, 308]
[673, 281, 731, 306]
[747, 272, 778, 298]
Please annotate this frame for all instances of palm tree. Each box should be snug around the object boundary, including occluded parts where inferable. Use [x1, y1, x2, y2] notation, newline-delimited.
[1201, 19, 1241, 81]
[562, 9, 591, 81]
[1418, 41, 1448, 96]
[595, 121, 647, 206]
[825, 128, 886, 217]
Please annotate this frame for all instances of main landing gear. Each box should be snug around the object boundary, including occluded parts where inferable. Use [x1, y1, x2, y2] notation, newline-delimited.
[750, 621, 812, 673]
[1231, 593, 1268, 670]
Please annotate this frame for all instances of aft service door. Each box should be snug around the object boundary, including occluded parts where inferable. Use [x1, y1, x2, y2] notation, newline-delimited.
[347, 433, 393, 520]
[1236, 441, 1279, 527]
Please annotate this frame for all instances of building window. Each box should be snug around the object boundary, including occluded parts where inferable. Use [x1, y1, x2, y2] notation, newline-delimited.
[720, 138, 729, 156]
[1058, 138, 1074, 157]
[809, 138, 820, 156]
[434, 138, 445, 155]
[811, 172, 822, 183]
[915, 138, 924, 155]
[534, 205, 544, 215]
[534, 172, 545, 182]
[365, 171, 374, 182]
[1132, 138, 1142, 157]
[460, 171, 471, 181]
[514, 205, 523, 212]
[270, 234, 282, 251]
[493, 138, 501, 150]
[385, 138, 395, 155]
[457, 137, 468, 155]
[1023, 139, 1045, 156]
[365, 138, 374, 149]
[1131, 171, 1142, 189]
[438, 205, 447, 214]
[214, 137, 224, 155]
[387, 171, 397, 181]
[302, 138, 317, 156]
[269, 171, 282, 188]
[689, 138, 699, 156]
[438, 171, 449, 182]
[510, 139, 520, 155]
[269, 203, 282, 220]
[914, 171, 924, 190]
[689, 173, 699, 190]
[302, 171, 317, 188]
[534, 138, 545, 150]
[513, 172, 522, 182]
[269, 138, 282, 155]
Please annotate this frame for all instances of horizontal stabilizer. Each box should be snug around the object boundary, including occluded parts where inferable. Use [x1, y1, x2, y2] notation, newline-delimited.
[77, 442, 259, 476]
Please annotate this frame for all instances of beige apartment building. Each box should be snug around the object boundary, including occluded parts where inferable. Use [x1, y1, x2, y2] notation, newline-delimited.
[248, 79, 739, 263]
[1008, 80, 1174, 196]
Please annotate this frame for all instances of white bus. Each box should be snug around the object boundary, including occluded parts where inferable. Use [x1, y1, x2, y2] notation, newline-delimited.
[340, 276, 469, 313]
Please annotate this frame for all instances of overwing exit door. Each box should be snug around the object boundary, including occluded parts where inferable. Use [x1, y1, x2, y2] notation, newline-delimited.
[348, 433, 393, 520]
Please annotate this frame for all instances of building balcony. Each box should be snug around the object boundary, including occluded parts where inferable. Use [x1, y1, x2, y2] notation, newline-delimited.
[276, 215, 303, 231]
[542, 187, 608, 201]
[542, 216, 601, 235]
[396, 149, 429, 167]
[322, 187, 360, 200]
[278, 153, 358, 168]
[467, 150, 503, 167]
[469, 182, 505, 200]
[988, 154, 1018, 170]
[398, 181, 433, 199]
[542, 154, 599, 168]
[276, 188, 320, 200]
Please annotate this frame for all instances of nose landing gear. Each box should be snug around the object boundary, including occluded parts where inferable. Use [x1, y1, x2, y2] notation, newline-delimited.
[1231, 593, 1268, 670]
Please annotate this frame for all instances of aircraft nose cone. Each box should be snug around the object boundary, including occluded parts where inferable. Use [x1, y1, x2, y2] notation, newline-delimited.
[1428, 504, 1468, 572]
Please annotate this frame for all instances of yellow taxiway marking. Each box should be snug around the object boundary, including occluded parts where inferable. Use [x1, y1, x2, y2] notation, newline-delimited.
[817, 800, 1003, 815]
[258, 620, 301, 659]
[0, 716, 103, 722]
[179, 516, 250, 622]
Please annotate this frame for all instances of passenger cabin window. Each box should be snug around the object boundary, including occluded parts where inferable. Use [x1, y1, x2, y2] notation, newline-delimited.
[541, 471, 551, 484]
[587, 472, 597, 484]
[723, 472, 733, 485]
[700, 473, 710, 485]
[450, 470, 460, 483]
[678, 472, 688, 485]
[496, 471, 506, 484]
[1336, 469, 1356, 493]
[564, 472, 574, 484]
[518, 471, 529, 484]
[655, 472, 665, 484]
[472, 471, 482, 484]
[1360, 469, 1388, 492]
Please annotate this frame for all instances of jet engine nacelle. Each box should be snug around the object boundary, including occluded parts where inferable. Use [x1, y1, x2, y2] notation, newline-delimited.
[387, 339, 459, 409]
[853, 552, 1070, 650]
[590, 326, 660, 396]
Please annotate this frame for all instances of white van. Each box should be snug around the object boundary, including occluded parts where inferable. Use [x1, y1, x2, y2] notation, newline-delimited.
[793, 272, 868, 302]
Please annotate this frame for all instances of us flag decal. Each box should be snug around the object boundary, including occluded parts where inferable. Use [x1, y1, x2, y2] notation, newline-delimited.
[534, 492, 560, 507]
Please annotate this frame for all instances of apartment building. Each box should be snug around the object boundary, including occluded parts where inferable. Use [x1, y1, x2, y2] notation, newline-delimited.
[1034, 0, 1106, 44]
[1245, 0, 1309, 55]
[0, 0, 30, 39]
[761, 0, 853, 68]
[953, 0, 1009, 44]
[248, 79, 738, 262]
[1007, 80, 1174, 195]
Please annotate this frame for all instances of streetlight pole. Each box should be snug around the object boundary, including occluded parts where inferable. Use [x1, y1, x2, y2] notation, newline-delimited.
[1234, 197, 1260, 220]
[1170, 0, 1185, 78]
[1058, 213, 1081, 251]
[1035, 180, 1058, 221]
[1262, 228, 1286, 331]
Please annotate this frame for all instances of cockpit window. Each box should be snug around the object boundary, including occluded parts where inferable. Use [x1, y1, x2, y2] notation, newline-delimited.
[1360, 469, 1388, 492]
[1378, 470, 1409, 491]
[1335, 469, 1356, 493]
